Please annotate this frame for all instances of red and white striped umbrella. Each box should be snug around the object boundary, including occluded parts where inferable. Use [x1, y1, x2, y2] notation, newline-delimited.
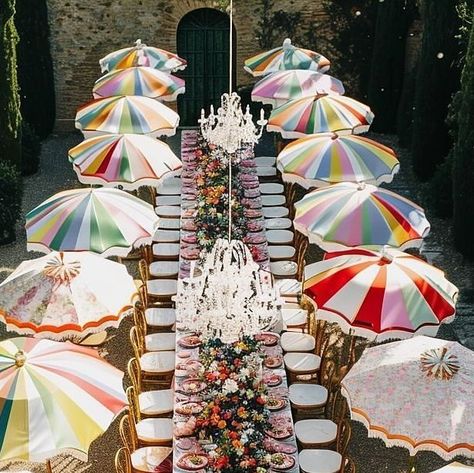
[303, 248, 458, 341]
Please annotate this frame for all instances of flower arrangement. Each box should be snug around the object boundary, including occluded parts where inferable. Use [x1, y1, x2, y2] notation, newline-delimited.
[196, 337, 270, 473]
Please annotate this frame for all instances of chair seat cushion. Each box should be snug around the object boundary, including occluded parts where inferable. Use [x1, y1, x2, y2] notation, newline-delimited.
[284, 352, 321, 373]
[153, 230, 180, 243]
[266, 230, 294, 245]
[265, 217, 292, 230]
[145, 307, 176, 328]
[153, 243, 180, 257]
[281, 332, 315, 352]
[295, 419, 337, 445]
[156, 195, 181, 206]
[131, 446, 173, 472]
[275, 279, 302, 296]
[255, 156, 276, 167]
[140, 351, 175, 373]
[145, 332, 176, 352]
[136, 418, 173, 443]
[155, 205, 181, 218]
[282, 308, 308, 328]
[256, 166, 277, 177]
[299, 449, 342, 473]
[268, 245, 296, 260]
[262, 194, 286, 207]
[157, 218, 181, 230]
[270, 261, 298, 276]
[289, 383, 328, 409]
[260, 182, 284, 194]
[263, 206, 289, 218]
[139, 388, 174, 416]
[149, 261, 179, 277]
[156, 178, 182, 195]
[147, 279, 177, 297]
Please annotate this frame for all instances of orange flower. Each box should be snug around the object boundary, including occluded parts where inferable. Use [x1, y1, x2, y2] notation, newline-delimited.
[217, 419, 227, 429]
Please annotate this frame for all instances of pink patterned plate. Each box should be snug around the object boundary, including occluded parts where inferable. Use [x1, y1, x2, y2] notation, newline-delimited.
[264, 438, 297, 455]
[177, 453, 208, 471]
[255, 332, 279, 347]
[265, 427, 293, 440]
[264, 355, 283, 369]
[244, 208, 263, 219]
[178, 378, 207, 395]
[269, 453, 296, 470]
[178, 335, 202, 349]
[264, 373, 282, 387]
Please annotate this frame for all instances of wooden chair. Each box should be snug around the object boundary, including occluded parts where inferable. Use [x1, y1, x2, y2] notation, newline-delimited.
[325, 390, 349, 425]
[127, 358, 173, 418]
[135, 302, 176, 332]
[115, 447, 131, 473]
[126, 386, 173, 446]
[132, 317, 175, 353]
[284, 182, 297, 210]
[138, 259, 177, 304]
[342, 457, 356, 473]
[280, 331, 316, 353]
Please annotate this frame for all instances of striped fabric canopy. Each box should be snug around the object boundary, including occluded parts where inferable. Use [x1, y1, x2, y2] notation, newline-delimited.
[93, 66, 185, 101]
[75, 95, 180, 138]
[267, 94, 374, 138]
[0, 337, 126, 461]
[244, 38, 330, 77]
[99, 39, 187, 73]
[68, 134, 182, 190]
[26, 188, 159, 257]
[277, 133, 399, 187]
[304, 248, 458, 340]
[294, 182, 430, 251]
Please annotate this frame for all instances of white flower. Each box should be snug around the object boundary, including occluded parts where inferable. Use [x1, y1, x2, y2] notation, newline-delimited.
[222, 378, 239, 394]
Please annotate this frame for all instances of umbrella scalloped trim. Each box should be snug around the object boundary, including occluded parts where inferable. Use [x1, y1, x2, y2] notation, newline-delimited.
[341, 385, 474, 460]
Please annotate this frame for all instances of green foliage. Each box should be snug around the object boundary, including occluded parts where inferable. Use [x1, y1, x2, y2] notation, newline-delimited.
[21, 122, 41, 176]
[15, 0, 55, 139]
[0, 0, 22, 167]
[411, 0, 461, 181]
[396, 63, 417, 148]
[320, 0, 378, 100]
[254, 0, 303, 49]
[367, 0, 418, 132]
[0, 160, 22, 245]
[453, 17, 474, 259]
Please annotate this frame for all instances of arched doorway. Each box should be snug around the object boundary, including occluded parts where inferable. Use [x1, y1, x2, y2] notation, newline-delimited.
[177, 8, 236, 126]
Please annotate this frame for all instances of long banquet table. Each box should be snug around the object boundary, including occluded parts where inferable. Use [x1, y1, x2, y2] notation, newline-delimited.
[171, 130, 299, 472]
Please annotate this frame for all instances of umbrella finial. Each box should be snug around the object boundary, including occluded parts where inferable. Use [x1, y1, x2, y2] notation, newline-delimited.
[15, 350, 27, 368]
[135, 39, 142, 47]
[331, 132, 339, 141]
[283, 38, 292, 50]
[356, 181, 366, 191]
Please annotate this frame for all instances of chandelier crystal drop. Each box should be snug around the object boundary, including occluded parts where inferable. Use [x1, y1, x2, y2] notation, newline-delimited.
[175, 239, 282, 343]
[199, 92, 267, 154]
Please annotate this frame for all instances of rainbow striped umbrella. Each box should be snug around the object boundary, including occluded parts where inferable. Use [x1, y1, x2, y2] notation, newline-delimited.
[304, 248, 457, 341]
[244, 38, 330, 77]
[75, 96, 179, 138]
[252, 70, 344, 107]
[92, 66, 185, 101]
[268, 94, 374, 138]
[0, 337, 126, 461]
[99, 39, 187, 73]
[277, 133, 399, 188]
[26, 188, 159, 257]
[68, 134, 182, 190]
[0, 252, 137, 339]
[294, 182, 430, 251]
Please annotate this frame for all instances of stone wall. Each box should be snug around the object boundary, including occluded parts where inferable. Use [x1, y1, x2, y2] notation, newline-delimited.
[46, 0, 328, 131]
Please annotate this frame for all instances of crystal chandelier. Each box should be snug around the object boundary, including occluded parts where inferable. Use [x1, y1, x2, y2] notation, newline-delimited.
[175, 239, 282, 343]
[199, 92, 267, 154]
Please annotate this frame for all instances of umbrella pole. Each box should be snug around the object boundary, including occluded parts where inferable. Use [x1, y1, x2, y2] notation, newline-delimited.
[408, 454, 417, 473]
[46, 459, 53, 473]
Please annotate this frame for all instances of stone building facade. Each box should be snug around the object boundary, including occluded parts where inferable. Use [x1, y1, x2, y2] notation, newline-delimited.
[46, 0, 329, 130]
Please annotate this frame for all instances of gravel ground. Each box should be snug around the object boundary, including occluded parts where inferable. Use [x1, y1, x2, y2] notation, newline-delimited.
[0, 131, 473, 473]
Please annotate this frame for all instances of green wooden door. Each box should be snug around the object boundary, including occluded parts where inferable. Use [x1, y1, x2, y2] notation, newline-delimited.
[177, 8, 235, 126]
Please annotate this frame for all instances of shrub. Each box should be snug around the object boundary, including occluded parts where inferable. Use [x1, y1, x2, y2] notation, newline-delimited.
[21, 122, 41, 176]
[396, 63, 418, 148]
[0, 160, 23, 245]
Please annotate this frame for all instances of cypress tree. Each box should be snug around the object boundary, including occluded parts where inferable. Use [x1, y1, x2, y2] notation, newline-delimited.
[0, 0, 21, 167]
[15, 0, 55, 139]
[411, 0, 461, 181]
[453, 19, 474, 260]
[367, 0, 417, 132]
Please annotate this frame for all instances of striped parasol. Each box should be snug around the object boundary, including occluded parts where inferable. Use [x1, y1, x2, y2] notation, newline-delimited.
[267, 94, 374, 138]
[0, 252, 138, 339]
[26, 188, 159, 257]
[68, 134, 182, 190]
[99, 39, 187, 73]
[252, 70, 344, 107]
[294, 182, 430, 251]
[75, 95, 179, 138]
[93, 66, 185, 101]
[304, 248, 458, 340]
[0, 337, 126, 461]
[277, 133, 399, 187]
[244, 38, 330, 77]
